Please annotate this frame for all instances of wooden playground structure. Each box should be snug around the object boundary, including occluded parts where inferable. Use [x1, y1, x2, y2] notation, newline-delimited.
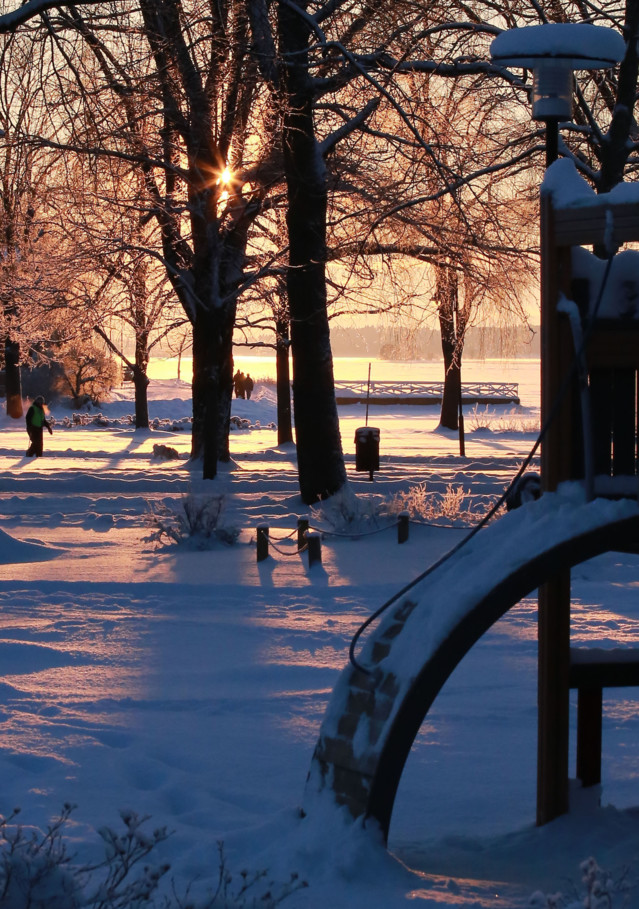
[306, 174, 639, 837]
[538, 186, 639, 823]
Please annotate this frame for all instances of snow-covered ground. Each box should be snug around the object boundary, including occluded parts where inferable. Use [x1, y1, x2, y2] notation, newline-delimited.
[1, 359, 639, 908]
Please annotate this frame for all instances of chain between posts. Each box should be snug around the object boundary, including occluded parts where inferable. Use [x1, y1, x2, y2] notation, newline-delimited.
[255, 512, 422, 563]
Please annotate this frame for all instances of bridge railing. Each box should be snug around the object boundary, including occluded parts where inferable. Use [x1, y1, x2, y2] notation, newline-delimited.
[333, 381, 520, 401]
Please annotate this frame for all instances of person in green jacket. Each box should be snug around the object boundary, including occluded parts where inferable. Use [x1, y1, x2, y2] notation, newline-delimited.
[25, 395, 53, 457]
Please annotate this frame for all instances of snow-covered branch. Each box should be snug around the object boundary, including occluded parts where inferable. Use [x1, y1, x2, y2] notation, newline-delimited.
[0, 0, 111, 33]
[320, 98, 379, 158]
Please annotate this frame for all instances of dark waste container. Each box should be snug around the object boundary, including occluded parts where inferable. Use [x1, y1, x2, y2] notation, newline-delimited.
[355, 426, 380, 480]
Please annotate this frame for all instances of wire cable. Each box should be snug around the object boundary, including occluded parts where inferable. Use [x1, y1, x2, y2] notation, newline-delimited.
[309, 521, 397, 538]
[268, 538, 307, 557]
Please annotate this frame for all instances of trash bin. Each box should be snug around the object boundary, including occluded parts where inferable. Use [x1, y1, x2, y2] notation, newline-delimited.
[355, 426, 380, 480]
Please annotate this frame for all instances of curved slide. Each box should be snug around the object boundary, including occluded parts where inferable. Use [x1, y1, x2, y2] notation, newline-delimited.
[305, 487, 639, 839]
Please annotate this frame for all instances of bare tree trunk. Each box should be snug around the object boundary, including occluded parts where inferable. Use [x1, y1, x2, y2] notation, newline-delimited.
[133, 333, 150, 430]
[597, 0, 639, 193]
[5, 335, 22, 418]
[132, 375, 149, 429]
[191, 308, 234, 478]
[94, 326, 150, 429]
[279, 0, 346, 504]
[439, 316, 460, 430]
[131, 262, 150, 429]
[437, 263, 464, 431]
[275, 315, 293, 445]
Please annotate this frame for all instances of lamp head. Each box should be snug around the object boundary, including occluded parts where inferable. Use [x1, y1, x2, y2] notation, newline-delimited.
[491, 23, 625, 121]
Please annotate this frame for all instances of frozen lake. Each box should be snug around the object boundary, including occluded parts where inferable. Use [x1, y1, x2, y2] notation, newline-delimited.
[149, 355, 541, 411]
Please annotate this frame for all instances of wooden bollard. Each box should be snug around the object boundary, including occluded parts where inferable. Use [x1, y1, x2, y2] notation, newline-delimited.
[398, 510, 410, 544]
[257, 524, 269, 562]
[297, 517, 309, 550]
[305, 530, 322, 567]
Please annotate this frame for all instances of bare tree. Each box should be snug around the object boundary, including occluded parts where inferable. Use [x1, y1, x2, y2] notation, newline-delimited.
[0, 0, 634, 496]
[61, 156, 186, 428]
[0, 28, 69, 417]
[18, 0, 281, 476]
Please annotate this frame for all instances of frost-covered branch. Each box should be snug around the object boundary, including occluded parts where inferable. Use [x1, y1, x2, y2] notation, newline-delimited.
[0, 0, 110, 33]
[320, 97, 379, 157]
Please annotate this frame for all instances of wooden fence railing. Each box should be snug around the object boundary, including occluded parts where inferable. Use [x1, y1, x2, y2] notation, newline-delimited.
[333, 381, 520, 405]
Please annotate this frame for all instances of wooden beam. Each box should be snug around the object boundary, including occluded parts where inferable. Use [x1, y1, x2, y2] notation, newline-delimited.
[553, 201, 639, 247]
[585, 327, 639, 369]
[569, 648, 639, 688]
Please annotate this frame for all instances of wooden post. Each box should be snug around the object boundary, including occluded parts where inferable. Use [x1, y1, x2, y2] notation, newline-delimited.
[537, 193, 574, 826]
[297, 517, 309, 550]
[537, 570, 571, 825]
[256, 524, 269, 562]
[541, 193, 575, 492]
[306, 531, 322, 567]
[576, 686, 603, 787]
[397, 511, 409, 544]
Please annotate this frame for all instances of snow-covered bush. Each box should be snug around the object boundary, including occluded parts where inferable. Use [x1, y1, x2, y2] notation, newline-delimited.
[150, 417, 192, 431]
[146, 494, 239, 548]
[0, 806, 306, 908]
[228, 416, 276, 432]
[310, 484, 389, 536]
[529, 856, 636, 908]
[0, 806, 81, 909]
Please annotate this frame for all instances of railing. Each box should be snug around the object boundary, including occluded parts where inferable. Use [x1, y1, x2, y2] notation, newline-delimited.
[334, 381, 520, 404]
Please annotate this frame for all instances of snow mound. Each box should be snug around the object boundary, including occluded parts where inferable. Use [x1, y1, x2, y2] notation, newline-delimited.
[0, 527, 62, 563]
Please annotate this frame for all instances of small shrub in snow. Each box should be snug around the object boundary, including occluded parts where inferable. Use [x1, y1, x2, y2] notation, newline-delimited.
[152, 444, 180, 461]
[202, 841, 306, 908]
[385, 481, 481, 525]
[0, 806, 305, 908]
[310, 482, 484, 534]
[469, 405, 540, 434]
[146, 494, 239, 548]
[150, 418, 193, 431]
[0, 804, 168, 909]
[529, 856, 636, 908]
[228, 416, 275, 432]
[310, 485, 388, 535]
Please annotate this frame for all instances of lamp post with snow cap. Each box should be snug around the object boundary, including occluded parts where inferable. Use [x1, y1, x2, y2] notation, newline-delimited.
[491, 23, 625, 167]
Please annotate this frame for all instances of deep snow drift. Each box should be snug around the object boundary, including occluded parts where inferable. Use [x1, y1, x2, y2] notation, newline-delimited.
[1, 360, 639, 908]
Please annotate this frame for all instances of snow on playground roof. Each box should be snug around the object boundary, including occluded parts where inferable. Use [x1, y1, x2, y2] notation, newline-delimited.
[491, 23, 625, 69]
[542, 158, 639, 209]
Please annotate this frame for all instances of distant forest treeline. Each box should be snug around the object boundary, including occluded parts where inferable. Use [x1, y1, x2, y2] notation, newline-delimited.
[170, 323, 541, 360]
[329, 324, 540, 359]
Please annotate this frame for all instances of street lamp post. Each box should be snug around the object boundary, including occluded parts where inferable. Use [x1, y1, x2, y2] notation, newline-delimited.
[491, 21, 626, 826]
[491, 23, 625, 166]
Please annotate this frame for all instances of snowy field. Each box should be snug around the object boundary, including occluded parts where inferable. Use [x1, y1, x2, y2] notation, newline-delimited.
[1, 357, 639, 908]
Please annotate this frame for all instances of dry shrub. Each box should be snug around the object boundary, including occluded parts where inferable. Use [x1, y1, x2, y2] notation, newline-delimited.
[385, 482, 481, 525]
[469, 405, 540, 434]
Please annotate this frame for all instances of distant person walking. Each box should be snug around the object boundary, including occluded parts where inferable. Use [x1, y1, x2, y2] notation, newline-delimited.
[234, 369, 246, 398]
[245, 374, 254, 400]
[25, 395, 53, 457]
